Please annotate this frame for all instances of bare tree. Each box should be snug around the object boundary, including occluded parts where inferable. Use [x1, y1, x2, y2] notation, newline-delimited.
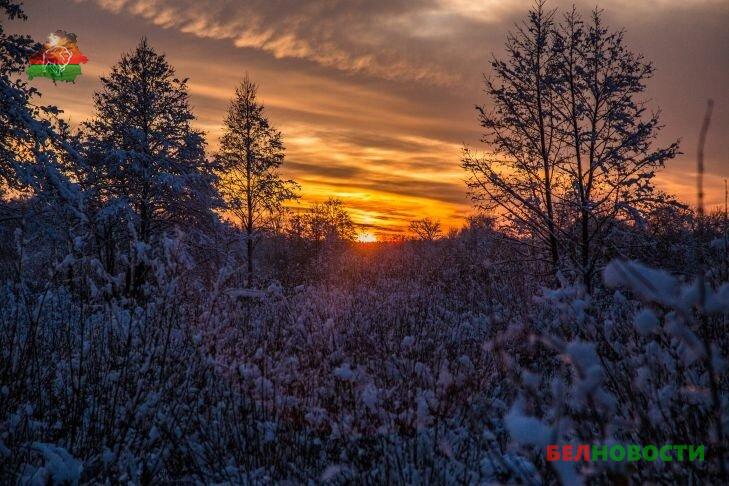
[463, 1, 678, 288]
[551, 7, 679, 290]
[409, 217, 442, 241]
[462, 0, 563, 278]
[216, 75, 299, 285]
[304, 198, 356, 244]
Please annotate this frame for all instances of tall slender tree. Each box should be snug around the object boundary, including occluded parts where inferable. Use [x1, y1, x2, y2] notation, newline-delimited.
[216, 76, 299, 285]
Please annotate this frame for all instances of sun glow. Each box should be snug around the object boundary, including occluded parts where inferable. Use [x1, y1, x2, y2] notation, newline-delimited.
[357, 232, 377, 243]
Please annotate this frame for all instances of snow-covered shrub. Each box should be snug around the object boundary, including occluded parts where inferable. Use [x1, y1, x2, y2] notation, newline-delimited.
[494, 259, 728, 483]
[1, 186, 725, 483]
[0, 226, 539, 482]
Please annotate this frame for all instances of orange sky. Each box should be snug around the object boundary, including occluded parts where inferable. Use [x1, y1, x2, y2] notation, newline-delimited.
[12, 0, 729, 238]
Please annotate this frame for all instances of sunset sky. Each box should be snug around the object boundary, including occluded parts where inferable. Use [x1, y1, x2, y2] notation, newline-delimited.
[12, 0, 729, 238]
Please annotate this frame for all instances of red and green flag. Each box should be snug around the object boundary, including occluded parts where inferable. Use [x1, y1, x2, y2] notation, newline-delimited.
[27, 30, 88, 83]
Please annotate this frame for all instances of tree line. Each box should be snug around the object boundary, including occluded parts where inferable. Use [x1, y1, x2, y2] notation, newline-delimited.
[1, 13, 358, 289]
[1, 0, 725, 292]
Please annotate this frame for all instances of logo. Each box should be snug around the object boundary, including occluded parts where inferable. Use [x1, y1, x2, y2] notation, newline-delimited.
[546, 444, 705, 463]
[27, 30, 88, 83]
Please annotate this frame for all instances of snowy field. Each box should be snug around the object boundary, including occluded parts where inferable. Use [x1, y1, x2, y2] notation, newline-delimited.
[2, 229, 727, 483]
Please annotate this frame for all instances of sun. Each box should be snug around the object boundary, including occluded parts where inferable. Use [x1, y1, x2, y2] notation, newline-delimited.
[357, 232, 377, 243]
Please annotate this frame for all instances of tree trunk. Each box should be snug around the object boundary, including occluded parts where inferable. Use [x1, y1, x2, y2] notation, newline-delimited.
[245, 127, 254, 287]
[543, 169, 560, 277]
[581, 212, 591, 291]
[534, 34, 560, 279]
[246, 233, 253, 286]
[566, 41, 592, 292]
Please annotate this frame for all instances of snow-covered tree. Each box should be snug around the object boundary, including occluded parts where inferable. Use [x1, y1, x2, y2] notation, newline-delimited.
[0, 1, 88, 290]
[215, 76, 299, 285]
[0, 1, 38, 193]
[0, 1, 79, 198]
[83, 39, 219, 245]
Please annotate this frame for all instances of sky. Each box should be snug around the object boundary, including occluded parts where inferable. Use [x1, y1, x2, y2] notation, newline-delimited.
[11, 0, 729, 238]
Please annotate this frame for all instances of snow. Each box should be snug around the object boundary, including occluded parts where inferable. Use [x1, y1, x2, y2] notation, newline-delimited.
[604, 259, 679, 307]
[333, 364, 355, 381]
[2, 199, 725, 483]
[361, 383, 378, 411]
[634, 308, 659, 334]
[706, 283, 729, 313]
[320, 464, 350, 481]
[504, 408, 551, 446]
[26, 443, 83, 485]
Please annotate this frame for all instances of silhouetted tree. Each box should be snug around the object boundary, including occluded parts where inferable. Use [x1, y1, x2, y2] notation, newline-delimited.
[215, 76, 299, 285]
[462, 1, 562, 278]
[551, 7, 679, 289]
[305, 198, 356, 243]
[463, 1, 678, 289]
[409, 217, 442, 241]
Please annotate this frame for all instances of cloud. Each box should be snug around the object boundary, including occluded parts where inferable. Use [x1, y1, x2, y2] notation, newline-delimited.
[77, 0, 481, 84]
[77, 0, 728, 91]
